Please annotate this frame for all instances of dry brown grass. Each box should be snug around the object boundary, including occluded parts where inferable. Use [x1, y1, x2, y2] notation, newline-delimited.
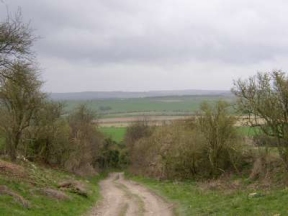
[0, 159, 26, 179]
[197, 177, 243, 195]
[98, 115, 264, 128]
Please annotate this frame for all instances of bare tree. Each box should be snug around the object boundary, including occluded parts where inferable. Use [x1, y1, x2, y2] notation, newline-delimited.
[197, 100, 240, 177]
[232, 70, 288, 168]
[0, 63, 45, 160]
[0, 9, 35, 73]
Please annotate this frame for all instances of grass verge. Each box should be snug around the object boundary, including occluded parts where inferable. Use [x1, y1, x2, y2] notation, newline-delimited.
[127, 174, 287, 216]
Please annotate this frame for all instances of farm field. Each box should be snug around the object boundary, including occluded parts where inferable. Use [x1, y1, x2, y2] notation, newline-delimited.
[238, 126, 261, 137]
[99, 125, 259, 143]
[98, 115, 189, 127]
[99, 127, 127, 142]
[62, 95, 234, 118]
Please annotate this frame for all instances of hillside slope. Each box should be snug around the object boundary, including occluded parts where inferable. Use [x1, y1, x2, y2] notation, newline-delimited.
[0, 159, 102, 216]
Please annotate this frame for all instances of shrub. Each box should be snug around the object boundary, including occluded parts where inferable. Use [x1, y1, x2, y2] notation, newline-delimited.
[65, 105, 103, 175]
[128, 101, 246, 180]
[97, 138, 129, 170]
[124, 118, 154, 163]
[232, 71, 288, 170]
[197, 101, 244, 177]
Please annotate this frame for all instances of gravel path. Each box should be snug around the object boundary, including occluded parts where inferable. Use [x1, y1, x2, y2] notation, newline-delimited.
[88, 172, 175, 216]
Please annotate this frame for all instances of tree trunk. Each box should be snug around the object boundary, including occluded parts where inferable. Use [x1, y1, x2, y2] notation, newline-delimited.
[7, 131, 21, 161]
[7, 138, 17, 161]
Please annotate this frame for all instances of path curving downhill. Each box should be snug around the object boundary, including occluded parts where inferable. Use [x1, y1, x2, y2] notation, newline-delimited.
[88, 172, 175, 216]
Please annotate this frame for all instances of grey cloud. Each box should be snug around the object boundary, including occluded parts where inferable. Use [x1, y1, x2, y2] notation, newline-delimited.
[2, 0, 288, 65]
[37, 27, 279, 65]
[1, 0, 288, 92]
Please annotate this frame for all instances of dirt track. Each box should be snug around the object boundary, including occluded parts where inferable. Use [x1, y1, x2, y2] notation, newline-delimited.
[88, 173, 175, 216]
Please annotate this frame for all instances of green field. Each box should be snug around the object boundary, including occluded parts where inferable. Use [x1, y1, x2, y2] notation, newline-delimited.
[129, 175, 287, 215]
[237, 126, 261, 137]
[100, 127, 127, 142]
[99, 126, 258, 143]
[62, 95, 234, 118]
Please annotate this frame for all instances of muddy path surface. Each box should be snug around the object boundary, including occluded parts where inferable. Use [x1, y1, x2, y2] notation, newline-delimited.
[88, 172, 175, 216]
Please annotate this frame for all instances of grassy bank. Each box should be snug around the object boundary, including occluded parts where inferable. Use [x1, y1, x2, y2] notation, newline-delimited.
[128, 175, 287, 215]
[0, 159, 104, 216]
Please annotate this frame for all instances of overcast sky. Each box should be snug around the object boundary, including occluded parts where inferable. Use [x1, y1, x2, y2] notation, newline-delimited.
[1, 0, 288, 93]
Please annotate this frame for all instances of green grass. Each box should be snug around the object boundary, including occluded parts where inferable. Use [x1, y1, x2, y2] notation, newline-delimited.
[237, 126, 261, 137]
[0, 160, 105, 216]
[99, 125, 255, 144]
[98, 125, 260, 144]
[100, 127, 127, 142]
[62, 95, 234, 117]
[128, 175, 287, 216]
[99, 126, 259, 143]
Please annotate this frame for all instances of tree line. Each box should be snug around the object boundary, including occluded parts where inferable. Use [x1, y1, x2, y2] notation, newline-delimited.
[125, 71, 288, 180]
[0, 11, 126, 175]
